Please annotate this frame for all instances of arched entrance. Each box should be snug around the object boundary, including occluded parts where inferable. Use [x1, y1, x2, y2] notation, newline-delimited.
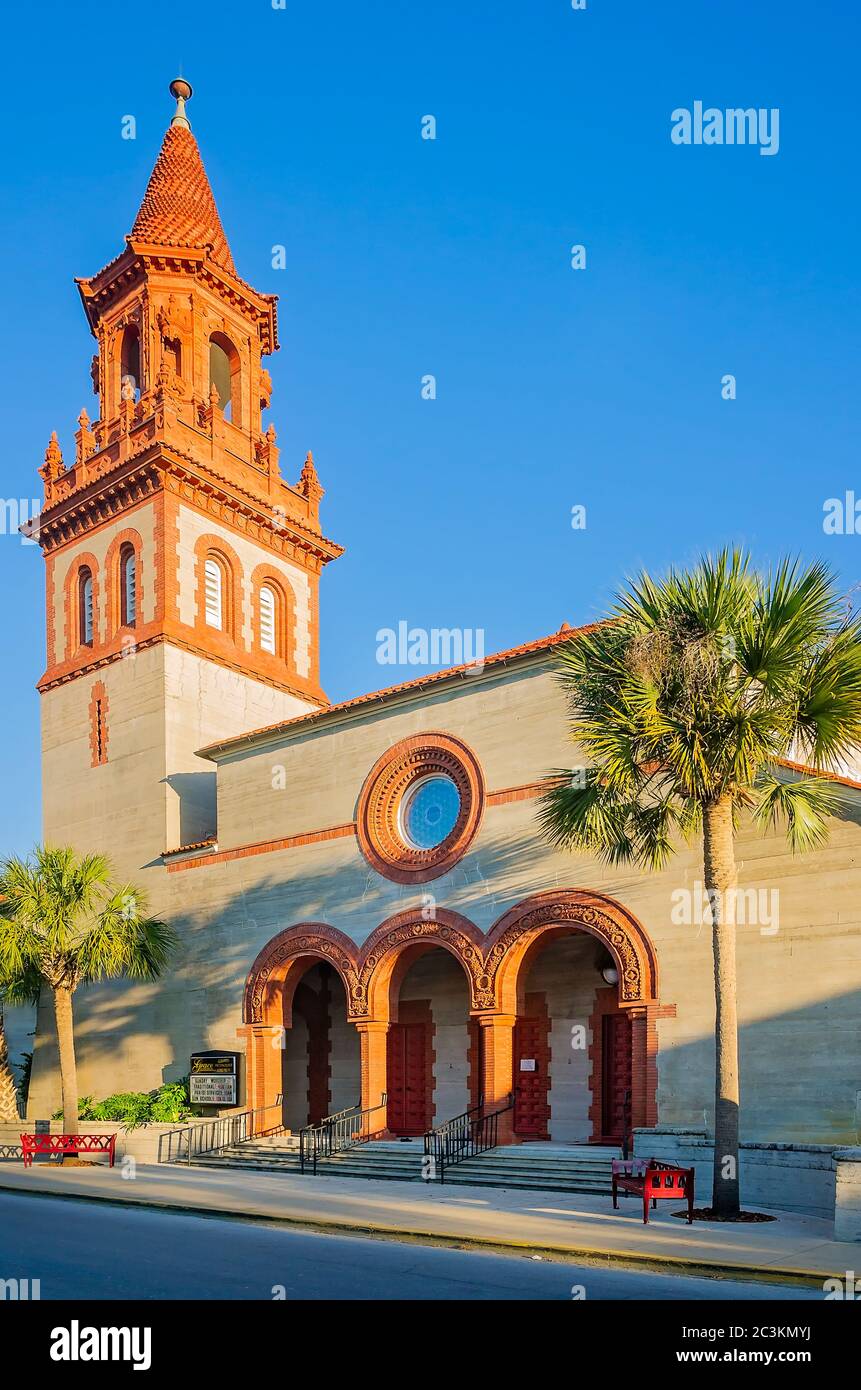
[485, 891, 660, 1145]
[356, 910, 484, 1135]
[239, 893, 662, 1146]
[239, 923, 361, 1119]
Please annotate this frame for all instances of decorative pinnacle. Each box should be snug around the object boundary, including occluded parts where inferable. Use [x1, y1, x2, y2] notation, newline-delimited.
[169, 77, 193, 130]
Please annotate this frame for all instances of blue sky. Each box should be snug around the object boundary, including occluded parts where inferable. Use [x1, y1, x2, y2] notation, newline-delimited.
[0, 0, 858, 855]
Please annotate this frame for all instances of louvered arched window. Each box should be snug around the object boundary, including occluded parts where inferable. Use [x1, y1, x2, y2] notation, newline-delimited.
[204, 556, 224, 631]
[120, 544, 137, 627]
[79, 568, 94, 646]
[259, 584, 277, 654]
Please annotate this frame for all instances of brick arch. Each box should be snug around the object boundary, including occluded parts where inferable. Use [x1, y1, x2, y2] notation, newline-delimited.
[356, 908, 488, 1022]
[104, 527, 144, 636]
[485, 889, 658, 1016]
[242, 923, 359, 1027]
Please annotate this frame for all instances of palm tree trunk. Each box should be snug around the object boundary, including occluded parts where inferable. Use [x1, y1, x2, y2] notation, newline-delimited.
[52, 985, 79, 1136]
[703, 793, 741, 1217]
[0, 1012, 21, 1124]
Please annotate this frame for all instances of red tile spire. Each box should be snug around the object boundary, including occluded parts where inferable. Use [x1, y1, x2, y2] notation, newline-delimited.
[129, 79, 236, 275]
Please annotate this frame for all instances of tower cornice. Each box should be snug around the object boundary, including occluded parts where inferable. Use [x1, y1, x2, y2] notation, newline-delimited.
[34, 444, 342, 569]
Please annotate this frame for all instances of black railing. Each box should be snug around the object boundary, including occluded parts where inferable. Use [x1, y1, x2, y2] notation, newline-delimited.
[160, 1096, 285, 1164]
[299, 1094, 388, 1174]
[423, 1093, 514, 1183]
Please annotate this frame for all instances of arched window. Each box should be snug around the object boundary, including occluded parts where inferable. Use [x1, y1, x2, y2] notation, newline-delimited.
[204, 555, 224, 631]
[209, 333, 241, 424]
[120, 326, 141, 401]
[79, 568, 94, 646]
[120, 544, 137, 627]
[259, 584, 277, 654]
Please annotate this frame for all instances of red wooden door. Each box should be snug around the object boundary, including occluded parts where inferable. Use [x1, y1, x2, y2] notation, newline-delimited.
[387, 1022, 429, 1135]
[514, 1016, 550, 1138]
[601, 1013, 633, 1143]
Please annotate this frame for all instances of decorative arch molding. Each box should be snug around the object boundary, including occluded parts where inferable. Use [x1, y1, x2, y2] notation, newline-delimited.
[241, 892, 658, 1027]
[485, 889, 659, 1014]
[242, 922, 359, 1027]
[193, 531, 245, 647]
[355, 908, 489, 1021]
[250, 560, 297, 672]
[62, 550, 101, 658]
[104, 527, 144, 637]
[240, 895, 662, 1126]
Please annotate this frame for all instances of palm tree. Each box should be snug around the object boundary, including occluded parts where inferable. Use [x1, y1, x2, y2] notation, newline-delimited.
[0, 968, 41, 1124]
[539, 550, 861, 1218]
[0, 846, 177, 1135]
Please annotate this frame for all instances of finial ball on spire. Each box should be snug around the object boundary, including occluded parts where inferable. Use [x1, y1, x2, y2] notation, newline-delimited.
[169, 77, 193, 130]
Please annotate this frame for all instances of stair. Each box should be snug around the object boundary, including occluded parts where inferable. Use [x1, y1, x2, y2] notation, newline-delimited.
[189, 1134, 620, 1193]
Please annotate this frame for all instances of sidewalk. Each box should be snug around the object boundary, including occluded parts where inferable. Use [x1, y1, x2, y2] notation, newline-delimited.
[0, 1161, 853, 1287]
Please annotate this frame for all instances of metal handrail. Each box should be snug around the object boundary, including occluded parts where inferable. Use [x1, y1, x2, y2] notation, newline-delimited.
[160, 1096, 285, 1165]
[423, 1093, 514, 1183]
[299, 1094, 388, 1175]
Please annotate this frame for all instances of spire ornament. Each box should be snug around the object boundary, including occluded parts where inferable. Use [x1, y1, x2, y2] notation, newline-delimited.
[169, 77, 193, 130]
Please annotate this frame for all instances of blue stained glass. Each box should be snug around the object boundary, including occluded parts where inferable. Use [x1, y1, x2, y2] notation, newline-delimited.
[400, 775, 461, 850]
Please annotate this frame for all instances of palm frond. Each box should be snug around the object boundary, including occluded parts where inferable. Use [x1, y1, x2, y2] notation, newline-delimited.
[751, 773, 840, 853]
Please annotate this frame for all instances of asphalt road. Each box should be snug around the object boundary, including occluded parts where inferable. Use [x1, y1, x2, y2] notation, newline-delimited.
[0, 1191, 817, 1301]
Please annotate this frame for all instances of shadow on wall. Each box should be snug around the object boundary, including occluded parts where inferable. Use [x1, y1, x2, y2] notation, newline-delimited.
[161, 771, 217, 851]
[24, 824, 861, 1148]
[659, 987, 861, 1146]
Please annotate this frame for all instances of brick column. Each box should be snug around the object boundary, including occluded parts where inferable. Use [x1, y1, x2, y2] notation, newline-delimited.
[236, 1023, 283, 1113]
[357, 1021, 390, 1131]
[476, 1013, 517, 1144]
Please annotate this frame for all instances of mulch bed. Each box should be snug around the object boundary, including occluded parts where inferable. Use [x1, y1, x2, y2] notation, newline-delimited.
[672, 1207, 776, 1223]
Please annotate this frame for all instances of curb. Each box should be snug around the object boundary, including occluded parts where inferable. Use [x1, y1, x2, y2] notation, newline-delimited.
[0, 1173, 832, 1289]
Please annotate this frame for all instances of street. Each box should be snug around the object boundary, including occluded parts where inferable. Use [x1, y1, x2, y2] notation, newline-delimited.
[0, 1191, 818, 1301]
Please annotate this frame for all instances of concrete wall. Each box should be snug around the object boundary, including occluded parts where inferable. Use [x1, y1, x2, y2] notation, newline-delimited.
[31, 637, 313, 1120]
[633, 1128, 838, 1221]
[29, 652, 861, 1153]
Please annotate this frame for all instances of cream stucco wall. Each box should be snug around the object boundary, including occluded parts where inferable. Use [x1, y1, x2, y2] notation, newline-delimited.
[29, 651, 861, 1147]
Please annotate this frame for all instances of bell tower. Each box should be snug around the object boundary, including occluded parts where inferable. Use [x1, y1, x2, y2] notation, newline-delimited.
[35, 79, 342, 868]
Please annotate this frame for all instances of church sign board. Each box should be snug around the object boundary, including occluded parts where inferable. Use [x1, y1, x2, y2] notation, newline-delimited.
[189, 1051, 240, 1107]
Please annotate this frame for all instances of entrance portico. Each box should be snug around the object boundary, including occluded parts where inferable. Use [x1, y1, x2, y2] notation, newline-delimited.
[239, 890, 662, 1145]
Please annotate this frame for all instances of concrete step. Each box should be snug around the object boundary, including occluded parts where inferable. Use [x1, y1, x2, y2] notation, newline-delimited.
[187, 1138, 622, 1194]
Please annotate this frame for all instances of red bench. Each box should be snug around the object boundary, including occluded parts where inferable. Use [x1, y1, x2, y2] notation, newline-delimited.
[21, 1133, 117, 1168]
[612, 1157, 694, 1224]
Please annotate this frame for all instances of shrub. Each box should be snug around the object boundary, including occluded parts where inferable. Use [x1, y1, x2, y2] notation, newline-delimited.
[53, 1079, 195, 1128]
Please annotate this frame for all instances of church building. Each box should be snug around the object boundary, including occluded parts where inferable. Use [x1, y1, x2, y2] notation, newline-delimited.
[25, 83, 861, 1171]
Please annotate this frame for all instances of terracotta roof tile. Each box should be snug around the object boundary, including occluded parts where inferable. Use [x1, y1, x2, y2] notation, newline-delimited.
[130, 125, 235, 274]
